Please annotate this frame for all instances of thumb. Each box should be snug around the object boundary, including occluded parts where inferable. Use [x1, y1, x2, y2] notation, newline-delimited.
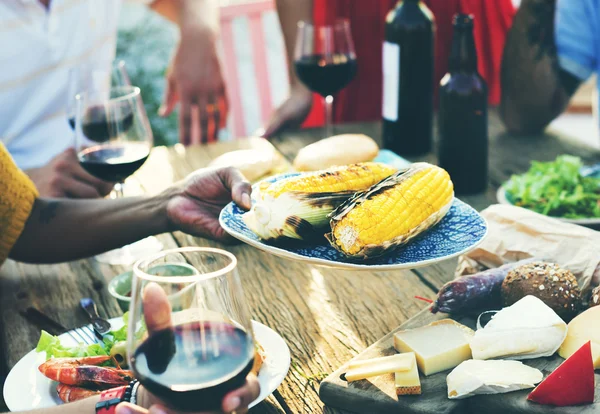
[116, 402, 149, 414]
[158, 76, 178, 117]
[217, 167, 252, 210]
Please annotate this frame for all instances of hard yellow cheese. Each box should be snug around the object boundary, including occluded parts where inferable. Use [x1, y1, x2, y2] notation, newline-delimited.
[558, 306, 600, 369]
[395, 353, 421, 395]
[345, 353, 414, 382]
[394, 319, 474, 376]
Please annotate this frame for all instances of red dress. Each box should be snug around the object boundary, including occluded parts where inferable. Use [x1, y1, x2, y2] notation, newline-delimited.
[303, 0, 515, 127]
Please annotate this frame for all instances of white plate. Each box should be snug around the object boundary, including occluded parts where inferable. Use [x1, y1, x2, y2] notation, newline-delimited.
[496, 186, 600, 227]
[3, 318, 290, 411]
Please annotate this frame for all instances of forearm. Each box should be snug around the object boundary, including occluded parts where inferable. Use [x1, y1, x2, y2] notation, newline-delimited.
[150, 0, 218, 34]
[500, 0, 580, 134]
[9, 191, 175, 264]
[276, 0, 313, 89]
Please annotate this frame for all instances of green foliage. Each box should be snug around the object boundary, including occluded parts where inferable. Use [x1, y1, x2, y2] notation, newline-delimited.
[505, 155, 600, 218]
[116, 12, 178, 147]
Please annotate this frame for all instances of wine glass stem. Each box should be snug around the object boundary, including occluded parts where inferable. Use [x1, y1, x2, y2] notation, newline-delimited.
[113, 182, 125, 199]
[324, 95, 334, 138]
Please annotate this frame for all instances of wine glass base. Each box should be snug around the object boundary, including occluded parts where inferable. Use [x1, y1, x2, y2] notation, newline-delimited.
[94, 236, 163, 265]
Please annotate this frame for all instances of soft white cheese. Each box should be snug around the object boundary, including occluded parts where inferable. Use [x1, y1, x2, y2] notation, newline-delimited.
[447, 360, 543, 399]
[470, 296, 567, 360]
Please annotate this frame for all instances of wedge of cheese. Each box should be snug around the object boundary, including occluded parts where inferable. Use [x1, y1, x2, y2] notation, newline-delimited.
[447, 360, 543, 399]
[470, 296, 567, 360]
[395, 353, 421, 395]
[344, 353, 414, 382]
[393, 319, 474, 376]
[558, 306, 600, 369]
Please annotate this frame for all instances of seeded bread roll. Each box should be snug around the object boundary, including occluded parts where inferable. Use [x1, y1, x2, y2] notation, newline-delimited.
[590, 286, 600, 308]
[501, 262, 581, 320]
[293, 134, 379, 171]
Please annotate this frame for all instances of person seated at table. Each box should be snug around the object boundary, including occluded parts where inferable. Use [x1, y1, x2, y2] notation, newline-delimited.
[261, 0, 516, 137]
[0, 142, 258, 413]
[1, 0, 226, 198]
[500, 0, 596, 134]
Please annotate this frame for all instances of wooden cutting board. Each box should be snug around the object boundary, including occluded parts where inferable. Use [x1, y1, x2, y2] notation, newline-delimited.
[319, 308, 600, 414]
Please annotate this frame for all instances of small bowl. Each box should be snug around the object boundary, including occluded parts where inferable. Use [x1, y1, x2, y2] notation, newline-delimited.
[108, 263, 199, 312]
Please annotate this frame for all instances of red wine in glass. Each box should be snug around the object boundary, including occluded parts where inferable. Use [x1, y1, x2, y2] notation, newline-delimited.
[131, 321, 254, 412]
[295, 54, 357, 97]
[81, 105, 134, 143]
[78, 143, 149, 183]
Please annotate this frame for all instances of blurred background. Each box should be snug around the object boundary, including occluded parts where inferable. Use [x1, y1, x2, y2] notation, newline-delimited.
[118, 0, 598, 149]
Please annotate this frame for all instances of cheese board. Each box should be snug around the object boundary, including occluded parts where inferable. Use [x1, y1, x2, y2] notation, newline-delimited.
[319, 307, 600, 414]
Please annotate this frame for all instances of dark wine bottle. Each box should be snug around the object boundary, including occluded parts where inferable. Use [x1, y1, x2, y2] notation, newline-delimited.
[382, 0, 435, 156]
[438, 14, 488, 195]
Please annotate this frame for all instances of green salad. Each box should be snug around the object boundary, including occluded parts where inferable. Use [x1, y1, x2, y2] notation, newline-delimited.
[504, 155, 600, 219]
[36, 313, 129, 360]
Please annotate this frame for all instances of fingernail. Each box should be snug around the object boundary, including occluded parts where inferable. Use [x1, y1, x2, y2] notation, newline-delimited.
[242, 193, 251, 209]
[158, 106, 165, 116]
[224, 396, 241, 412]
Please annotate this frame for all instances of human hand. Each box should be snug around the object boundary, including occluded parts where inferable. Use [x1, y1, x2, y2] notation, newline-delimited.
[159, 27, 227, 145]
[115, 283, 260, 414]
[165, 167, 251, 242]
[24, 148, 114, 198]
[259, 85, 312, 138]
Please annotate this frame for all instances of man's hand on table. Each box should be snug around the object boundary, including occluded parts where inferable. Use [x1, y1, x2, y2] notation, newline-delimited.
[159, 25, 226, 145]
[25, 148, 114, 198]
[115, 283, 260, 414]
[165, 167, 252, 242]
[260, 85, 313, 138]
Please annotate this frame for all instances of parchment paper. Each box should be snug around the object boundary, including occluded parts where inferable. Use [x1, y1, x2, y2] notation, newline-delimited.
[456, 204, 600, 291]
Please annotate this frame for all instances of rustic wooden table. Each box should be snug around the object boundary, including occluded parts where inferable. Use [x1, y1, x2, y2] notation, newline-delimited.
[1, 109, 599, 413]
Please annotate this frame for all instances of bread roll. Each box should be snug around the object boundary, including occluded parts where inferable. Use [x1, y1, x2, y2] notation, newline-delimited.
[293, 134, 379, 171]
[501, 262, 581, 320]
[209, 148, 277, 182]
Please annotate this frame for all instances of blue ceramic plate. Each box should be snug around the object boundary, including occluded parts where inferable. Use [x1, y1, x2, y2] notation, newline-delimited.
[220, 170, 488, 270]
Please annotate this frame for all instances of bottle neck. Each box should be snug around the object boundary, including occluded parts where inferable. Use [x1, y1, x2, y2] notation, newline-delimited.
[448, 28, 478, 73]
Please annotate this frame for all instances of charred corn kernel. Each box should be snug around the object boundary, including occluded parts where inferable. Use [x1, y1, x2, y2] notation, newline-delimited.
[265, 162, 396, 197]
[326, 163, 454, 259]
[243, 163, 396, 241]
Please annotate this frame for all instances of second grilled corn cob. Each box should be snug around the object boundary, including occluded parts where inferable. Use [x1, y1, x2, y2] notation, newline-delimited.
[243, 162, 396, 241]
[326, 163, 454, 259]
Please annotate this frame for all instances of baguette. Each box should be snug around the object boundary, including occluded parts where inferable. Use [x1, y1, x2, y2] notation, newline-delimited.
[209, 148, 278, 182]
[293, 134, 379, 171]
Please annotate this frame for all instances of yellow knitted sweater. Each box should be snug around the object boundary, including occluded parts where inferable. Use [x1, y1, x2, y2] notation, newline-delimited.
[0, 143, 38, 264]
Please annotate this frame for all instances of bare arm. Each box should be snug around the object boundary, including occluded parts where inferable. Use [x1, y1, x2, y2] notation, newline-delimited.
[9, 167, 251, 264]
[500, 0, 581, 134]
[276, 0, 313, 90]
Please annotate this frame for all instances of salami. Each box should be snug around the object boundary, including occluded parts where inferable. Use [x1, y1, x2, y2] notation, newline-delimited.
[431, 258, 536, 314]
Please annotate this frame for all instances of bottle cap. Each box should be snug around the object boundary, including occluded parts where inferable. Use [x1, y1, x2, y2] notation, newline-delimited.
[453, 13, 474, 28]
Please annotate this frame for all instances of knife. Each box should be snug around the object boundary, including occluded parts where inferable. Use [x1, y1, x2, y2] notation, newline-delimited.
[80, 298, 112, 338]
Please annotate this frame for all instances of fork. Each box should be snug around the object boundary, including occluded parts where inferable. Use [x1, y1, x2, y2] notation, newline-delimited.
[68, 325, 101, 346]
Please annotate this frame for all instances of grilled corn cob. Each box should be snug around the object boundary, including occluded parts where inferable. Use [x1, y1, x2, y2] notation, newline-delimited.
[243, 162, 396, 241]
[326, 163, 454, 259]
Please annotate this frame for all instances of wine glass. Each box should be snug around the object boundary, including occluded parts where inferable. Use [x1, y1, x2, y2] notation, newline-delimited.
[294, 19, 357, 137]
[66, 60, 132, 130]
[75, 86, 162, 264]
[128, 247, 256, 412]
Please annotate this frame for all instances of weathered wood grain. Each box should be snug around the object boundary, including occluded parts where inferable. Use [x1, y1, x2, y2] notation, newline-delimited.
[132, 142, 436, 414]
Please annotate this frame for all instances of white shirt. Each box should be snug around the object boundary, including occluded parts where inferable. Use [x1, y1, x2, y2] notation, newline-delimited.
[0, 0, 123, 170]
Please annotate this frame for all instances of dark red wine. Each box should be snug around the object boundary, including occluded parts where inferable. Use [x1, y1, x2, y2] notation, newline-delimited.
[82, 105, 134, 143]
[78, 143, 149, 183]
[131, 321, 254, 412]
[295, 54, 357, 97]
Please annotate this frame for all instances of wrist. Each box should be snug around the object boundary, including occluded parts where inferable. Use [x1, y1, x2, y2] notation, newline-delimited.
[177, 0, 219, 37]
[157, 183, 184, 233]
